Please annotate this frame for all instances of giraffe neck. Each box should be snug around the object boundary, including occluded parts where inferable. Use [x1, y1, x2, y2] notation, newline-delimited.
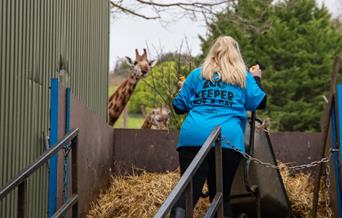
[108, 72, 141, 126]
[141, 112, 153, 129]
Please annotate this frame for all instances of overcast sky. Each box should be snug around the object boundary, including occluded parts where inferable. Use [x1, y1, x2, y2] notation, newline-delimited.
[109, 0, 340, 70]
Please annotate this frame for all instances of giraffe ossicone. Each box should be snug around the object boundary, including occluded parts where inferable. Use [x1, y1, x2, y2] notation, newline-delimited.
[125, 49, 157, 79]
[108, 48, 157, 126]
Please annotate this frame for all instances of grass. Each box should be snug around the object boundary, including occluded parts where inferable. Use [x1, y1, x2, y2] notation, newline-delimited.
[108, 82, 145, 129]
[114, 113, 145, 129]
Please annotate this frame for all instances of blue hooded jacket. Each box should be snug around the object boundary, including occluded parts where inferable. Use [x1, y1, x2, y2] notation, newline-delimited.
[172, 67, 266, 152]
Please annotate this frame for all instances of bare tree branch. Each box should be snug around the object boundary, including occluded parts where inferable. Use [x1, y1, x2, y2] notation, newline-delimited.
[202, 10, 223, 35]
[136, 0, 229, 8]
[110, 0, 230, 21]
[110, 1, 160, 20]
[110, 0, 271, 34]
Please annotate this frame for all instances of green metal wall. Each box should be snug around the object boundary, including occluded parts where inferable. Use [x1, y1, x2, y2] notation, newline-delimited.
[0, 0, 109, 217]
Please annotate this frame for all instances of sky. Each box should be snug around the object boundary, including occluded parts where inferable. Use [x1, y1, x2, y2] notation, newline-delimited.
[109, 12, 207, 70]
[109, 0, 340, 70]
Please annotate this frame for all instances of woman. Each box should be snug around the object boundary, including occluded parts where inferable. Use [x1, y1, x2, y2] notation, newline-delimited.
[171, 36, 266, 218]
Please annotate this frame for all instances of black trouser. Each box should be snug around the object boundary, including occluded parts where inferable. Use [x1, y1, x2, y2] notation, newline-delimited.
[171, 146, 242, 217]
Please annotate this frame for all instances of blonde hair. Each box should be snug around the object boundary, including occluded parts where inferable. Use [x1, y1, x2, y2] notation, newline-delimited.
[202, 36, 247, 88]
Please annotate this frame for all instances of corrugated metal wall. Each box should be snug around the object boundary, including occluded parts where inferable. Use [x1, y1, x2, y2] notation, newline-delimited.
[0, 0, 109, 217]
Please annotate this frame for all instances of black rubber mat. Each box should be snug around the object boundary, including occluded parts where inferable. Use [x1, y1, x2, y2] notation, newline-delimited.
[230, 119, 292, 218]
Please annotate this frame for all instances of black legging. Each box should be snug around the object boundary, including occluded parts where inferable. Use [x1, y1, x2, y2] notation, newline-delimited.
[171, 146, 242, 217]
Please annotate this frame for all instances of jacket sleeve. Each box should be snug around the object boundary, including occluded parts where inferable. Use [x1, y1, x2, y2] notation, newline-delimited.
[245, 72, 267, 111]
[253, 76, 267, 109]
[172, 72, 195, 114]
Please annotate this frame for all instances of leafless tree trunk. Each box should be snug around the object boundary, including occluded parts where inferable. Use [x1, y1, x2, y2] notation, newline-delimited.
[140, 105, 147, 117]
[123, 106, 128, 128]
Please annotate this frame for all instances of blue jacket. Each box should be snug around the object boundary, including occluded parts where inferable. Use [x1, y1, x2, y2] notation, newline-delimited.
[172, 67, 266, 152]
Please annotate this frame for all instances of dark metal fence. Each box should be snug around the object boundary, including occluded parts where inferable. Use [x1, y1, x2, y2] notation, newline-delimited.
[0, 128, 79, 218]
[154, 126, 224, 218]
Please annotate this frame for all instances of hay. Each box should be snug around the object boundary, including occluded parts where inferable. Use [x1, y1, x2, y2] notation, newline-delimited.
[88, 165, 332, 218]
[87, 169, 210, 218]
[279, 163, 332, 218]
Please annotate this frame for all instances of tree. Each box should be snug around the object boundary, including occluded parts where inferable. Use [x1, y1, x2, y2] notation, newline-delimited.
[129, 60, 194, 129]
[201, 0, 342, 131]
[110, 0, 230, 21]
[112, 57, 131, 76]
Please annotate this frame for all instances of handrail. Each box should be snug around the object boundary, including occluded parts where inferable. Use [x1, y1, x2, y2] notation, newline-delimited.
[154, 126, 223, 218]
[244, 113, 257, 193]
[0, 128, 79, 199]
[204, 192, 223, 218]
[244, 112, 261, 218]
[0, 128, 79, 218]
[51, 194, 78, 218]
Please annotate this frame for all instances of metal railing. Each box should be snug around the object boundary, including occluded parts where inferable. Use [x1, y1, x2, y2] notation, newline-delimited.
[243, 112, 261, 218]
[154, 126, 224, 218]
[0, 128, 80, 218]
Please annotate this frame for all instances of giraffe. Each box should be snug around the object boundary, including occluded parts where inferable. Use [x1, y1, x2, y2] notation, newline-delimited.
[108, 49, 157, 126]
[141, 107, 170, 129]
[141, 112, 154, 129]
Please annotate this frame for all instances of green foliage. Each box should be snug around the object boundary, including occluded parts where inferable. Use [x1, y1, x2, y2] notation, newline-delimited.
[129, 61, 193, 129]
[201, 0, 342, 131]
[129, 61, 177, 112]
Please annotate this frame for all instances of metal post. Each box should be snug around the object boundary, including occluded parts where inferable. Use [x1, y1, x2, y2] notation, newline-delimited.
[184, 181, 193, 218]
[71, 137, 78, 218]
[249, 111, 256, 155]
[245, 111, 256, 193]
[48, 78, 59, 217]
[64, 87, 71, 218]
[329, 99, 342, 217]
[215, 132, 224, 218]
[312, 56, 340, 218]
[17, 181, 27, 218]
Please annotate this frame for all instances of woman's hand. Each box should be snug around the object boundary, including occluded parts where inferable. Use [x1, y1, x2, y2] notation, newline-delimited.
[249, 64, 262, 78]
[177, 76, 185, 90]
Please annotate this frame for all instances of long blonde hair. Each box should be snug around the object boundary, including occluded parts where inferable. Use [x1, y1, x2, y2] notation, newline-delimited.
[202, 36, 247, 88]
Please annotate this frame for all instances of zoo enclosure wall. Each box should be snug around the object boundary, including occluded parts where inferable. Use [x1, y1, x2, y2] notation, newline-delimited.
[113, 128, 322, 174]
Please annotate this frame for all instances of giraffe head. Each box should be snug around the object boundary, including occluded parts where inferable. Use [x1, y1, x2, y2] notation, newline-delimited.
[125, 48, 157, 79]
[151, 107, 170, 129]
